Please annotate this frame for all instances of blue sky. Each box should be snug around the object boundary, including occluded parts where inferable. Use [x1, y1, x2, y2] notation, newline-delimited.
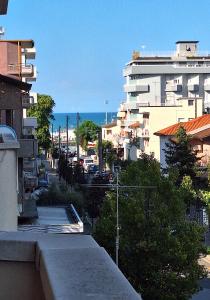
[2, 0, 210, 112]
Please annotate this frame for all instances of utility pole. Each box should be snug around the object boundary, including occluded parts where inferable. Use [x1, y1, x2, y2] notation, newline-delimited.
[51, 123, 54, 168]
[58, 126, 61, 157]
[98, 128, 103, 174]
[81, 180, 156, 267]
[105, 100, 108, 124]
[66, 115, 69, 161]
[116, 170, 119, 266]
[51, 123, 54, 148]
[76, 112, 80, 162]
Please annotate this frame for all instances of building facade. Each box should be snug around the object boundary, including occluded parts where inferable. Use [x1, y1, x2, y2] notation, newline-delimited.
[117, 41, 210, 160]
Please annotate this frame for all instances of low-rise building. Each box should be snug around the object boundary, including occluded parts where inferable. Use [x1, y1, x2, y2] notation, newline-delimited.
[118, 97, 203, 160]
[154, 114, 210, 168]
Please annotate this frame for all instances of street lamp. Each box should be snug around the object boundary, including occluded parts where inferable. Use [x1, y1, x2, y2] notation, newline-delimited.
[105, 100, 108, 124]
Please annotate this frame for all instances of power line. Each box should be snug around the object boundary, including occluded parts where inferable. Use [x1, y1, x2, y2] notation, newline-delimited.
[82, 179, 156, 266]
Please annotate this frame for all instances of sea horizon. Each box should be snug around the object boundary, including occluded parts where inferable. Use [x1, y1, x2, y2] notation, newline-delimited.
[52, 112, 117, 131]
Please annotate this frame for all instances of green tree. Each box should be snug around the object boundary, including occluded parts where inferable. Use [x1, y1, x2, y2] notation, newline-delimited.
[75, 120, 100, 150]
[164, 126, 197, 183]
[27, 94, 55, 153]
[84, 175, 109, 227]
[94, 155, 207, 300]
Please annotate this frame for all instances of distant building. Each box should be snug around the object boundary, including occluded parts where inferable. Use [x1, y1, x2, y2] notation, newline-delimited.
[117, 41, 210, 160]
[102, 121, 122, 147]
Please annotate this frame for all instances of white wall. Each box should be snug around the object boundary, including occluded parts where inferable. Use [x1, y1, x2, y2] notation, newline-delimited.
[0, 149, 18, 230]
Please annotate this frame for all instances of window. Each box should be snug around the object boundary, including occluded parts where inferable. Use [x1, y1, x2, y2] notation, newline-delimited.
[107, 130, 112, 135]
[188, 100, 194, 106]
[178, 118, 184, 123]
[130, 92, 139, 97]
[5, 110, 13, 127]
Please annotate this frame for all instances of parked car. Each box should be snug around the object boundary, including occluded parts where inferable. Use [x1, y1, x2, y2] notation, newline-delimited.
[38, 178, 49, 188]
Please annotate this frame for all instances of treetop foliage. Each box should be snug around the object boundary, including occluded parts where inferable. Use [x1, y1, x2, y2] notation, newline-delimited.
[27, 94, 55, 152]
[94, 155, 207, 300]
[164, 126, 197, 183]
[75, 120, 100, 150]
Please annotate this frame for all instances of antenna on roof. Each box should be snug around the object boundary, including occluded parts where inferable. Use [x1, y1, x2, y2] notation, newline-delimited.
[0, 27, 5, 39]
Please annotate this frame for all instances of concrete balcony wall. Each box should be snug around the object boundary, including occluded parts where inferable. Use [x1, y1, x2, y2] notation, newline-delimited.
[204, 84, 210, 92]
[23, 117, 37, 128]
[21, 64, 33, 75]
[124, 65, 210, 76]
[124, 102, 138, 110]
[188, 84, 199, 92]
[23, 47, 36, 59]
[0, 232, 141, 300]
[25, 66, 37, 82]
[124, 84, 149, 93]
[165, 84, 182, 92]
[18, 139, 38, 158]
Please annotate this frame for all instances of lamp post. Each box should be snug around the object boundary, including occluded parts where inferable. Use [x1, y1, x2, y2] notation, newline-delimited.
[105, 100, 108, 124]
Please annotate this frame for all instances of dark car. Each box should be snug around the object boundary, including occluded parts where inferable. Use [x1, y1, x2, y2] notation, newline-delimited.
[38, 179, 49, 188]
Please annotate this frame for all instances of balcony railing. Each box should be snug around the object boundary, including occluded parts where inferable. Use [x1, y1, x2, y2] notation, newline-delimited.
[165, 84, 182, 92]
[8, 63, 34, 75]
[23, 117, 37, 129]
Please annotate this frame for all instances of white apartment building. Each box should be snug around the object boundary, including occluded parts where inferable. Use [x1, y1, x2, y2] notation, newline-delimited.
[117, 41, 210, 160]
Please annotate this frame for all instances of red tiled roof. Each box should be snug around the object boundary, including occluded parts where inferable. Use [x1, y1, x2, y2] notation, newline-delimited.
[154, 114, 210, 136]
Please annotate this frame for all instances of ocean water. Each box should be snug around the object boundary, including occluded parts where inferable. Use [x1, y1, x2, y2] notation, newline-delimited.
[52, 112, 117, 131]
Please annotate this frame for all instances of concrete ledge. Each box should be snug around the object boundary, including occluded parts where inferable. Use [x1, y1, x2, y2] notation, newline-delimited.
[39, 247, 140, 300]
[0, 232, 37, 261]
[0, 232, 141, 300]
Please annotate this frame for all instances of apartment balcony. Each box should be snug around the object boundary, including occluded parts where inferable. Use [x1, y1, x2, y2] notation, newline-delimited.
[117, 111, 126, 118]
[18, 138, 38, 158]
[30, 92, 38, 104]
[124, 84, 149, 93]
[141, 129, 150, 138]
[124, 102, 138, 110]
[120, 119, 138, 127]
[165, 84, 182, 92]
[204, 84, 210, 92]
[25, 66, 37, 82]
[119, 103, 127, 112]
[8, 63, 34, 76]
[22, 95, 34, 108]
[22, 47, 36, 59]
[188, 84, 199, 92]
[23, 117, 37, 128]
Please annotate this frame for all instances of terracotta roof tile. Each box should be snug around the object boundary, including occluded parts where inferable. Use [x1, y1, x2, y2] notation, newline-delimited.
[154, 114, 210, 136]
